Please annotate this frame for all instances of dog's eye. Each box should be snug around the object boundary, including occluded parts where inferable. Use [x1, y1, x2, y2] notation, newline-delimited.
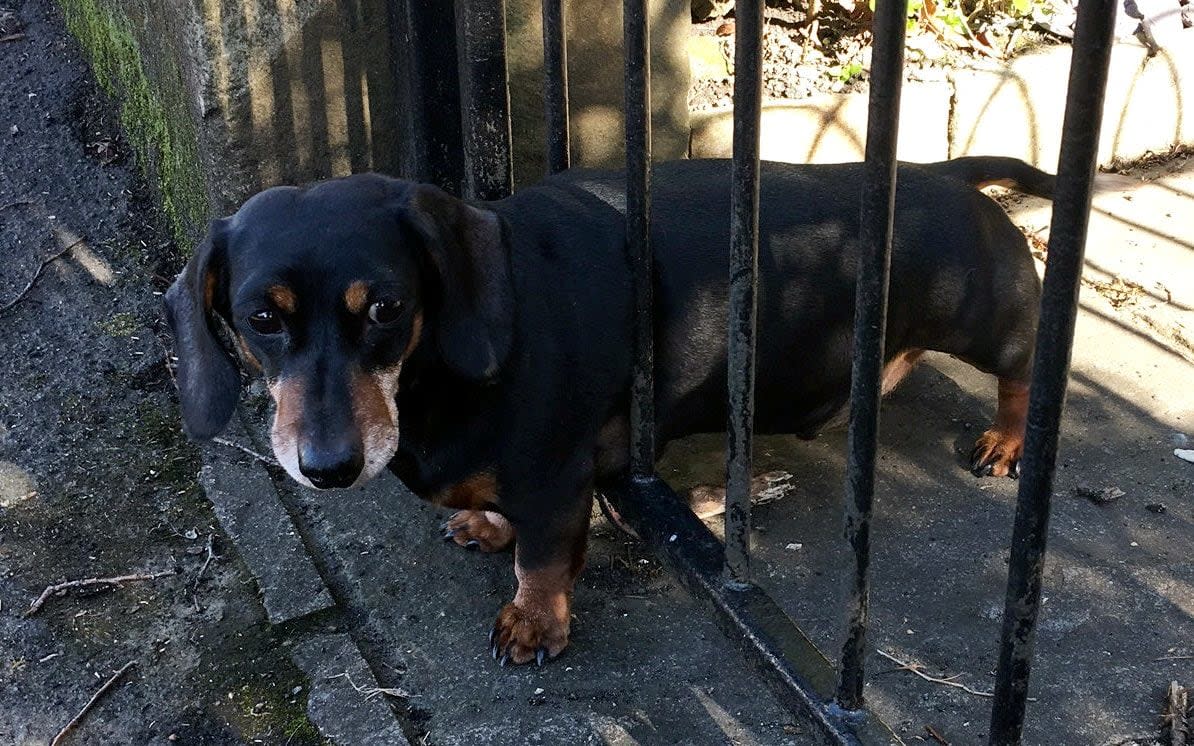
[248, 309, 282, 335]
[368, 300, 402, 326]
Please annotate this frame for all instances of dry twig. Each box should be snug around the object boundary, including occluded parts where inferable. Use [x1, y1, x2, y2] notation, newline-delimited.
[50, 661, 136, 746]
[925, 724, 951, 745]
[1, 199, 34, 211]
[0, 238, 83, 316]
[25, 569, 176, 617]
[325, 672, 412, 702]
[876, 649, 994, 698]
[1167, 681, 1189, 746]
[212, 437, 280, 468]
[194, 533, 217, 591]
[0, 32, 25, 42]
[191, 534, 218, 611]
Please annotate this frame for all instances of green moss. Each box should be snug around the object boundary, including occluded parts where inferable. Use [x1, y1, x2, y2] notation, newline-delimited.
[55, 0, 207, 244]
[97, 311, 138, 337]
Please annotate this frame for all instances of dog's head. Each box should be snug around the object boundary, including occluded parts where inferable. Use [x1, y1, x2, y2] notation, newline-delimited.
[164, 174, 512, 489]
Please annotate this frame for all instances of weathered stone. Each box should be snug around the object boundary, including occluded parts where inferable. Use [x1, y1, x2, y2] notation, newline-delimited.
[199, 460, 334, 624]
[290, 634, 410, 745]
[690, 81, 951, 163]
[273, 473, 806, 745]
[505, 0, 691, 184]
[688, 34, 731, 81]
[950, 39, 1194, 168]
[58, 0, 691, 241]
[692, 0, 735, 21]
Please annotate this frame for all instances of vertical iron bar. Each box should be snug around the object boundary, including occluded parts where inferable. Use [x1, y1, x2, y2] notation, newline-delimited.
[625, 0, 654, 477]
[390, 0, 464, 192]
[836, 0, 907, 711]
[542, 0, 570, 173]
[455, 0, 514, 201]
[988, 0, 1117, 741]
[723, 0, 765, 587]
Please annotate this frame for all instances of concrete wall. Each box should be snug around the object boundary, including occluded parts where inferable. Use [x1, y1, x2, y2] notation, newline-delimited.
[693, 37, 1194, 171]
[59, 0, 691, 243]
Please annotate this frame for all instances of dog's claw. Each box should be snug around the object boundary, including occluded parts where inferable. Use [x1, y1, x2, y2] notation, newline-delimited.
[499, 652, 510, 667]
[442, 529, 456, 542]
[465, 539, 480, 551]
[491, 643, 499, 660]
[488, 628, 495, 644]
[536, 647, 547, 667]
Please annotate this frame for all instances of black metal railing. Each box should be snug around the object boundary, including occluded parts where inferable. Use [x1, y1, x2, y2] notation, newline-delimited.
[392, 0, 1120, 739]
[837, 0, 908, 710]
[625, 0, 656, 480]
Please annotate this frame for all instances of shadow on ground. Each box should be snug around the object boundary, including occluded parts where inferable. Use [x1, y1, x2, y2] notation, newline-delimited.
[660, 288, 1193, 745]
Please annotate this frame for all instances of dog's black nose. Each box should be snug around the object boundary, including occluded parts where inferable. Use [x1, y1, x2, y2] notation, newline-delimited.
[298, 445, 363, 489]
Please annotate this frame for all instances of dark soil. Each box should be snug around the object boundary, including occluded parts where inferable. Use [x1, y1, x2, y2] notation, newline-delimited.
[688, 2, 1064, 110]
[0, 0, 321, 742]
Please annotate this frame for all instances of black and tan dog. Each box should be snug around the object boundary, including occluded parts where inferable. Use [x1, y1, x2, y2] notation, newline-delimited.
[166, 157, 1054, 667]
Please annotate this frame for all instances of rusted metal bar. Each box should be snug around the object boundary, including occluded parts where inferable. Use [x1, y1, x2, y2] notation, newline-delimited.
[836, 0, 908, 712]
[541, 0, 570, 173]
[455, 0, 514, 200]
[624, 0, 654, 477]
[988, 0, 1118, 741]
[724, 0, 765, 586]
[389, 0, 464, 192]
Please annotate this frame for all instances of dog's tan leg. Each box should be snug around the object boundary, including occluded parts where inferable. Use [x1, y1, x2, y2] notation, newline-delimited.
[489, 494, 590, 666]
[970, 377, 1030, 478]
[441, 510, 515, 552]
[881, 348, 925, 396]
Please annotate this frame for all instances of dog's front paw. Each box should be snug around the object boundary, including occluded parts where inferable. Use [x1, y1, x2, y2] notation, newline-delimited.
[970, 429, 1023, 478]
[441, 510, 515, 552]
[489, 595, 569, 667]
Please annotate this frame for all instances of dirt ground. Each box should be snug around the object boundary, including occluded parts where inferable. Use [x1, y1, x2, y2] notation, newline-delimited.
[0, 0, 325, 742]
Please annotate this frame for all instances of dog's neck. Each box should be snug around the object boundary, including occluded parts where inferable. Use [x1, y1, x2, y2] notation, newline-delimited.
[389, 355, 502, 495]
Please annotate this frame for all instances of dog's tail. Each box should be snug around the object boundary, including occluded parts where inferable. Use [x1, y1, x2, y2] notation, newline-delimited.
[925, 156, 1138, 198]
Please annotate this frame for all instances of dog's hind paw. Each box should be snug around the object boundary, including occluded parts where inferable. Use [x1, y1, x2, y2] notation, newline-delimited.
[489, 597, 569, 667]
[969, 429, 1023, 479]
[440, 510, 515, 552]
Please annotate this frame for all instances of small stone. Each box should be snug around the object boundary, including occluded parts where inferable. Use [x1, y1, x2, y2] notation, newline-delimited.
[1074, 485, 1125, 505]
[533, 687, 545, 695]
[9, 125, 19, 136]
[1174, 448, 1194, 464]
[785, 542, 803, 550]
[291, 685, 303, 695]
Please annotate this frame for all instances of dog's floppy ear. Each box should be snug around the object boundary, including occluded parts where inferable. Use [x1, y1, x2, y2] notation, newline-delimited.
[399, 184, 513, 380]
[163, 219, 241, 439]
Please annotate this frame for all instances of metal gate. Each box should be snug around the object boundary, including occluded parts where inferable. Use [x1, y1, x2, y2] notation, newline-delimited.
[390, 0, 1120, 740]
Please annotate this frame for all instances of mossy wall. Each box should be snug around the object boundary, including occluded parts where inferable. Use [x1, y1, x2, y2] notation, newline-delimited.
[56, 0, 208, 244]
[54, 0, 690, 251]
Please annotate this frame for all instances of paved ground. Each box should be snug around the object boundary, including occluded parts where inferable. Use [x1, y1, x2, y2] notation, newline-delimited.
[660, 158, 1194, 744]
